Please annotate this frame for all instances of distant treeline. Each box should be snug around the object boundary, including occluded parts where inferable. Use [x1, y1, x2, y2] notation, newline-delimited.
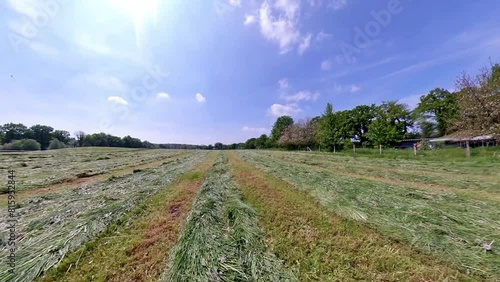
[0, 124, 210, 151]
[240, 62, 500, 151]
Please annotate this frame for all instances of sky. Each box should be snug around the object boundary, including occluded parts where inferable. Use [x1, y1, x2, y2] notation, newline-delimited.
[1, 0, 499, 144]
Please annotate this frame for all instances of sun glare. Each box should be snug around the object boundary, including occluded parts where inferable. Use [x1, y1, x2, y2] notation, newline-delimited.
[110, 0, 158, 23]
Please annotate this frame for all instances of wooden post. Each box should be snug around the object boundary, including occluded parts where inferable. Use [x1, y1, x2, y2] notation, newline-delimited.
[413, 143, 417, 156]
[333, 145, 336, 153]
[353, 144, 356, 153]
[466, 140, 471, 157]
[379, 144, 382, 154]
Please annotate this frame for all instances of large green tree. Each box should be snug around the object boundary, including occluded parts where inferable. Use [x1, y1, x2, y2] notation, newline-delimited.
[366, 101, 413, 146]
[317, 103, 343, 151]
[1, 123, 28, 144]
[271, 116, 294, 145]
[255, 134, 269, 149]
[345, 104, 377, 146]
[415, 88, 458, 136]
[30, 124, 54, 150]
[52, 130, 71, 144]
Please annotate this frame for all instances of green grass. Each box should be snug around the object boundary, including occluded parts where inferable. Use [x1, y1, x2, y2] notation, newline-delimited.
[237, 150, 500, 280]
[0, 151, 210, 282]
[161, 154, 296, 282]
[228, 152, 476, 281]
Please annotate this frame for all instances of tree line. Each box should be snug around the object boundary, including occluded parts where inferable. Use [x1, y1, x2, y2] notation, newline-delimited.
[241, 62, 500, 151]
[0, 124, 210, 151]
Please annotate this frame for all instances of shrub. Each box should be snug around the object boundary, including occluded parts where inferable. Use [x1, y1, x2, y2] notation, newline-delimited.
[1, 139, 41, 151]
[48, 138, 67, 150]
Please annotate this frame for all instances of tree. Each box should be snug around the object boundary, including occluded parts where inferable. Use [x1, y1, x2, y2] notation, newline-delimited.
[1, 123, 28, 144]
[415, 88, 458, 136]
[345, 105, 377, 146]
[214, 142, 224, 150]
[452, 63, 500, 136]
[74, 131, 86, 147]
[271, 116, 294, 145]
[48, 138, 66, 150]
[317, 103, 343, 152]
[2, 139, 41, 151]
[366, 101, 412, 146]
[122, 135, 142, 148]
[245, 138, 257, 149]
[30, 124, 54, 150]
[52, 130, 70, 144]
[255, 134, 269, 149]
[278, 118, 317, 149]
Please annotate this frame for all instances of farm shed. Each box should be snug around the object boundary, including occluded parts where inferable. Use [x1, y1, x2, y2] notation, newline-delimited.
[430, 134, 498, 148]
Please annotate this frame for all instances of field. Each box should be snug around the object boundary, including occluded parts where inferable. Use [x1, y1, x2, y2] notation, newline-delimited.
[1, 147, 499, 281]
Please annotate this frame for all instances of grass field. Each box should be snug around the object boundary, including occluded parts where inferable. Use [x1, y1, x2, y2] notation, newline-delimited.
[0, 147, 498, 281]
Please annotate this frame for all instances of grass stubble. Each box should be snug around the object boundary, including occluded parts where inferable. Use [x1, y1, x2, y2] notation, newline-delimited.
[160, 153, 297, 282]
[228, 151, 485, 281]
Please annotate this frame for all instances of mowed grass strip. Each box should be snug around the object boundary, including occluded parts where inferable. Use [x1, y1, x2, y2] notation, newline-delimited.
[227, 152, 479, 281]
[0, 151, 193, 206]
[161, 153, 296, 282]
[39, 152, 218, 282]
[239, 151, 500, 278]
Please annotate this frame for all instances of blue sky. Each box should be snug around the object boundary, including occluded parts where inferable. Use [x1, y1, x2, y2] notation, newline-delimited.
[1, 0, 499, 144]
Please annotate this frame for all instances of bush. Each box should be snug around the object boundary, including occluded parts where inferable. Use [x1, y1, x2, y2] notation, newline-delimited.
[48, 138, 67, 150]
[1, 139, 41, 151]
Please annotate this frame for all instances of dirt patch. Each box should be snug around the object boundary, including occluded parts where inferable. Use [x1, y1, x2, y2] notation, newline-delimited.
[168, 204, 182, 217]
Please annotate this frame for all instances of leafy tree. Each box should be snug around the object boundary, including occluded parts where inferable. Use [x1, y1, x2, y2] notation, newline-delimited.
[278, 118, 317, 149]
[271, 116, 294, 145]
[317, 103, 343, 151]
[48, 138, 66, 150]
[30, 124, 54, 150]
[366, 101, 412, 146]
[245, 138, 257, 149]
[106, 134, 124, 147]
[2, 139, 41, 151]
[256, 134, 269, 149]
[214, 142, 224, 150]
[208, 144, 214, 150]
[52, 130, 70, 144]
[74, 131, 86, 147]
[415, 88, 458, 136]
[346, 105, 377, 146]
[238, 143, 246, 149]
[2, 123, 28, 144]
[452, 63, 500, 135]
[122, 135, 142, 148]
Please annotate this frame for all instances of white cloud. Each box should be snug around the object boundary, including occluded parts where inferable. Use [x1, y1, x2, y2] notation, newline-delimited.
[328, 0, 347, 10]
[316, 31, 333, 41]
[334, 83, 361, 93]
[350, 85, 360, 92]
[268, 103, 302, 117]
[258, 0, 301, 54]
[321, 60, 332, 71]
[196, 93, 206, 103]
[242, 126, 268, 133]
[298, 33, 312, 55]
[229, 0, 241, 7]
[29, 42, 58, 57]
[108, 96, 128, 105]
[157, 92, 170, 99]
[283, 90, 320, 102]
[278, 78, 289, 90]
[244, 14, 256, 25]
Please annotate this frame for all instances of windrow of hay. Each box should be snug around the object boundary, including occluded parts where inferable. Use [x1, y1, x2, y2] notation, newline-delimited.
[0, 151, 209, 282]
[238, 150, 500, 280]
[160, 154, 297, 282]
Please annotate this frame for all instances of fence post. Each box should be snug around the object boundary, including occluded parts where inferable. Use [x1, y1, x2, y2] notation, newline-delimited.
[379, 144, 382, 154]
[466, 140, 471, 158]
[413, 143, 417, 156]
[353, 144, 356, 153]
